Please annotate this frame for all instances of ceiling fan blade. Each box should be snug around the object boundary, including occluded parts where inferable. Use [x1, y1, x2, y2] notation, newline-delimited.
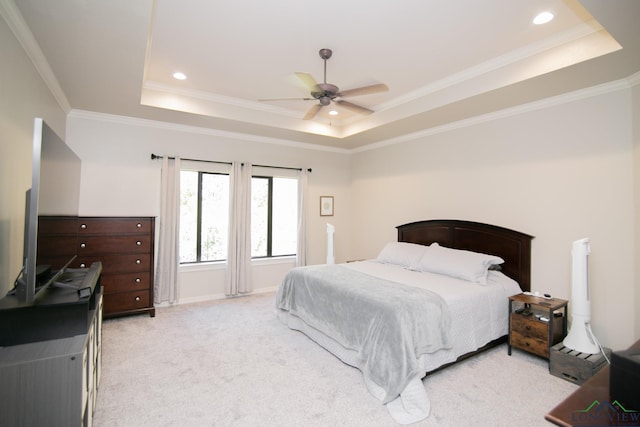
[295, 72, 319, 91]
[258, 97, 314, 102]
[337, 83, 388, 98]
[335, 100, 374, 115]
[303, 104, 323, 120]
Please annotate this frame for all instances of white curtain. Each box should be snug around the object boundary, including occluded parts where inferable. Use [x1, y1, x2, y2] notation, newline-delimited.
[155, 156, 181, 304]
[226, 162, 253, 296]
[296, 168, 309, 267]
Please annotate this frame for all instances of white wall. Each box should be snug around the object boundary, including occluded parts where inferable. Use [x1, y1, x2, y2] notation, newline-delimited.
[0, 15, 66, 296]
[350, 87, 636, 350]
[65, 112, 352, 301]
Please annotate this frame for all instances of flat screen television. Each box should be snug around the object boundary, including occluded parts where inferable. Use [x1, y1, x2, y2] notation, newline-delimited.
[14, 118, 81, 304]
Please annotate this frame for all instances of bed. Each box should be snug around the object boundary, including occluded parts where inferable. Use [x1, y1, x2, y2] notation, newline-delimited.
[276, 219, 533, 424]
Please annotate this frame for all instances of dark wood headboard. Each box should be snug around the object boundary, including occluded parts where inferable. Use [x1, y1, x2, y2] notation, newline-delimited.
[396, 219, 534, 292]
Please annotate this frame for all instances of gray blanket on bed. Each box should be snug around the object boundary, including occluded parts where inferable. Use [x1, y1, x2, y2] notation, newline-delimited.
[276, 264, 451, 404]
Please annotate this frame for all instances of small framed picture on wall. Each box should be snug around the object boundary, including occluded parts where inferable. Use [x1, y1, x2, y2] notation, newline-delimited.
[320, 196, 334, 216]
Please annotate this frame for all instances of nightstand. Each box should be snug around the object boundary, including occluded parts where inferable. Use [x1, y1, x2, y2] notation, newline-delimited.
[508, 293, 568, 360]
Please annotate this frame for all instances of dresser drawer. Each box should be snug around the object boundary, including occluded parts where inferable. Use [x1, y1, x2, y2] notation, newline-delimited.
[38, 216, 79, 235]
[36, 255, 79, 270]
[77, 235, 152, 255]
[100, 272, 151, 294]
[510, 314, 548, 340]
[75, 254, 151, 274]
[103, 291, 151, 314]
[510, 332, 550, 358]
[77, 218, 153, 235]
[37, 235, 77, 261]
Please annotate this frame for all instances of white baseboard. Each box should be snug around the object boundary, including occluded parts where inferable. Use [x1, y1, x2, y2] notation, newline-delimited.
[155, 285, 279, 308]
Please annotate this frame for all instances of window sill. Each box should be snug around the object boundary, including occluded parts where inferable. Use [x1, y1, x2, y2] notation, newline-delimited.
[179, 256, 296, 272]
[179, 261, 226, 272]
[252, 255, 296, 266]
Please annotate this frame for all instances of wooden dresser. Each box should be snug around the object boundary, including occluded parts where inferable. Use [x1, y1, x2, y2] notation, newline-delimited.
[38, 216, 156, 318]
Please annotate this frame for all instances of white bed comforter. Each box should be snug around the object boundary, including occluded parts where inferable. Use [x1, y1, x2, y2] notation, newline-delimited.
[276, 260, 522, 424]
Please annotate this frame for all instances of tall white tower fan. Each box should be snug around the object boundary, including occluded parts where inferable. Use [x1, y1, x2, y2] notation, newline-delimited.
[563, 238, 599, 354]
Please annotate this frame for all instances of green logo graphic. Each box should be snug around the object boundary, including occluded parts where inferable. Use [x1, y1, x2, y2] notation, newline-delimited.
[572, 400, 640, 426]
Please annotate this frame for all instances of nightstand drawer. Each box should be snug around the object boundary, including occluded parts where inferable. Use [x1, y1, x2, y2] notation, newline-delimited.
[510, 314, 548, 340]
[510, 332, 550, 358]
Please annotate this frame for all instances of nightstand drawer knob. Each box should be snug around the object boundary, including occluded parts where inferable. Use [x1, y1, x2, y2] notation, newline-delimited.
[135, 296, 141, 302]
[136, 223, 142, 228]
[135, 278, 141, 283]
[136, 241, 142, 246]
[136, 259, 141, 264]
[80, 224, 87, 229]
[80, 243, 86, 248]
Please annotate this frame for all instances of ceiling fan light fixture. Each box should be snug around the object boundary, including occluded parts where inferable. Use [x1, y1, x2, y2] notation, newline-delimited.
[533, 11, 554, 25]
[319, 96, 331, 106]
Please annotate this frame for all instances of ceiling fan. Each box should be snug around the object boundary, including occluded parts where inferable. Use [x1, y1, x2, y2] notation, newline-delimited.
[259, 48, 388, 120]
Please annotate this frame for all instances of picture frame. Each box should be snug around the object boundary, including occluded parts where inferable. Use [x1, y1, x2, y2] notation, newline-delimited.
[320, 196, 334, 216]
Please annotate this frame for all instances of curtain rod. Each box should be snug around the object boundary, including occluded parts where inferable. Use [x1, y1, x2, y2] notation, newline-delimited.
[151, 154, 311, 172]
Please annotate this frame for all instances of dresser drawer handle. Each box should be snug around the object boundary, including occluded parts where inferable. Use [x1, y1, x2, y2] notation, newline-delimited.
[80, 243, 86, 248]
[136, 223, 142, 228]
[135, 296, 141, 302]
[80, 224, 87, 229]
[136, 259, 142, 265]
[80, 263, 86, 268]
[136, 241, 142, 246]
[135, 278, 141, 283]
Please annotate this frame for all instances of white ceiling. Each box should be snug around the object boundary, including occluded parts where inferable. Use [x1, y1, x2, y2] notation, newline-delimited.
[5, 0, 640, 150]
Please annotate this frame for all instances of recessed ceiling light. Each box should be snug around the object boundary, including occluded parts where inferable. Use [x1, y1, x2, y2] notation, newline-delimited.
[533, 11, 554, 25]
[172, 72, 187, 80]
[328, 109, 339, 116]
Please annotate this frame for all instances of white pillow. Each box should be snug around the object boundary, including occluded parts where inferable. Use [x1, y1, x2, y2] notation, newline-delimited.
[376, 242, 427, 269]
[415, 242, 504, 284]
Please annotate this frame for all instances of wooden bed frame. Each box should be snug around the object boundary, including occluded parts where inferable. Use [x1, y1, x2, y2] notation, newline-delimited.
[397, 219, 534, 370]
[397, 219, 533, 292]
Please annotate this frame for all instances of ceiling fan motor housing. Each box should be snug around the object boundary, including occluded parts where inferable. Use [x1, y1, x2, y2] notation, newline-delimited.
[312, 83, 339, 104]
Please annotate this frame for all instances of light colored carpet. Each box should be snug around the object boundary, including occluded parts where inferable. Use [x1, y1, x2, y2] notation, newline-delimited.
[92, 292, 577, 426]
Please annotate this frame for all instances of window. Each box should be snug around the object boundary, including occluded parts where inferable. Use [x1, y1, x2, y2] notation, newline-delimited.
[251, 176, 298, 258]
[179, 170, 230, 263]
[179, 169, 298, 264]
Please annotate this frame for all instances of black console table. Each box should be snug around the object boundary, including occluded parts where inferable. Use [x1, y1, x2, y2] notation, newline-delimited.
[0, 262, 103, 426]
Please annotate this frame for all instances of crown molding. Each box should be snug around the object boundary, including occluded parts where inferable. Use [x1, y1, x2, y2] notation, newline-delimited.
[67, 109, 350, 154]
[0, 0, 71, 113]
[354, 78, 631, 153]
[70, 74, 632, 156]
[379, 21, 604, 111]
